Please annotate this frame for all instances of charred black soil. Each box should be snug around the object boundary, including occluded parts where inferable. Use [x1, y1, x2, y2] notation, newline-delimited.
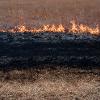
[0, 32, 100, 70]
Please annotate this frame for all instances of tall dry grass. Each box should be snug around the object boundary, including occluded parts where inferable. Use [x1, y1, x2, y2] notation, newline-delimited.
[0, 0, 100, 27]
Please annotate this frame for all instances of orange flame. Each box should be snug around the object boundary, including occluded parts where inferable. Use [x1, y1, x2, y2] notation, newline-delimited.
[69, 20, 100, 35]
[42, 24, 65, 32]
[0, 20, 100, 35]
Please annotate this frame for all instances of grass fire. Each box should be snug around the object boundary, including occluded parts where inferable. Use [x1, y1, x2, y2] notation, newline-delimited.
[0, 20, 100, 35]
[0, 0, 100, 100]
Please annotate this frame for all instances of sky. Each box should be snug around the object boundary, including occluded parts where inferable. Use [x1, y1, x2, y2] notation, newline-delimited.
[0, 0, 100, 27]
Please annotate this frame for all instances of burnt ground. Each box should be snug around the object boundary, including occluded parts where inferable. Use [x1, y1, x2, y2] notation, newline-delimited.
[0, 32, 100, 70]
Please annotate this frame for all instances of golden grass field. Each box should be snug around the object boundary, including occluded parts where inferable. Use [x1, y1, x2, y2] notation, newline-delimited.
[0, 67, 100, 100]
[0, 0, 100, 26]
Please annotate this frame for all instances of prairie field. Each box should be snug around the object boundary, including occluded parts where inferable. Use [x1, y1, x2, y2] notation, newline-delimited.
[0, 1, 100, 100]
[0, 67, 100, 100]
[0, 0, 100, 27]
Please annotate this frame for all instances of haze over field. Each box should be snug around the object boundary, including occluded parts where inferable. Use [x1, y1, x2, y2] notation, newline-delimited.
[0, 0, 100, 27]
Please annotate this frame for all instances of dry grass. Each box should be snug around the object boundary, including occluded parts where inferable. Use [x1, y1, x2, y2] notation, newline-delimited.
[0, 0, 100, 26]
[0, 67, 100, 100]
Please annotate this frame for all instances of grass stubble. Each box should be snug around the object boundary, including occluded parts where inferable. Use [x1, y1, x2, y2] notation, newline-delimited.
[0, 67, 100, 100]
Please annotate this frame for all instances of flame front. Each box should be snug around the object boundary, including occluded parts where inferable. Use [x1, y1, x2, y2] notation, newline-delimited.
[69, 20, 100, 35]
[42, 24, 65, 32]
[0, 20, 100, 35]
